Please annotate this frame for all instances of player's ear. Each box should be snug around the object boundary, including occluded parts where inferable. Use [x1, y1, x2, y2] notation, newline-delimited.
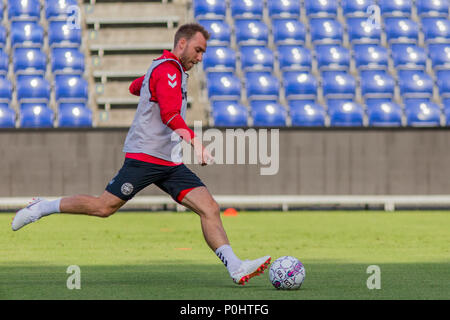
[178, 37, 187, 50]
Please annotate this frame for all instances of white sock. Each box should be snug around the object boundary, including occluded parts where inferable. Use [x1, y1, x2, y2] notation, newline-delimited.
[215, 244, 242, 275]
[39, 198, 61, 217]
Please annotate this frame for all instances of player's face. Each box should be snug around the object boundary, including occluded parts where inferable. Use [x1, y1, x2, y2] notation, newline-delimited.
[180, 32, 207, 71]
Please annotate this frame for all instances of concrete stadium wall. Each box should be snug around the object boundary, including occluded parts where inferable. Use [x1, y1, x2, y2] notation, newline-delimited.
[1, 128, 449, 197]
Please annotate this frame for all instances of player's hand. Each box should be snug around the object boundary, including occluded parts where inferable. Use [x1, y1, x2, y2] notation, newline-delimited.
[191, 137, 215, 166]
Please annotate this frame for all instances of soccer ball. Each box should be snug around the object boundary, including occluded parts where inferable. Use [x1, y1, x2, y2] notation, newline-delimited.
[269, 256, 305, 290]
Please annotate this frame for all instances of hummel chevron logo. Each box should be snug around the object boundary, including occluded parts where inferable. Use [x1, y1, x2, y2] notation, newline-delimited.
[168, 73, 177, 88]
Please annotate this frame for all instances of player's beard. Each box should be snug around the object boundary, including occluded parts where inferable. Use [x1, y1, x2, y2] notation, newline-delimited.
[180, 49, 194, 71]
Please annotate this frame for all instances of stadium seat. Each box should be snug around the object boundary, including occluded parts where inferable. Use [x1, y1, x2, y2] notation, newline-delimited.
[211, 101, 248, 127]
[390, 44, 427, 70]
[304, 0, 338, 17]
[416, 0, 449, 18]
[45, 0, 78, 20]
[19, 103, 54, 128]
[282, 71, 317, 100]
[360, 70, 396, 101]
[202, 46, 236, 73]
[314, 44, 350, 71]
[8, 0, 40, 21]
[277, 45, 312, 71]
[289, 100, 326, 126]
[193, 0, 226, 19]
[0, 25, 6, 49]
[398, 70, 434, 100]
[13, 47, 47, 75]
[235, 19, 269, 46]
[436, 69, 450, 98]
[11, 21, 44, 48]
[341, 0, 375, 17]
[309, 18, 343, 44]
[0, 77, 12, 101]
[353, 44, 389, 70]
[428, 43, 450, 70]
[321, 71, 356, 100]
[366, 100, 403, 127]
[54, 74, 89, 102]
[48, 21, 82, 47]
[230, 0, 263, 19]
[197, 19, 231, 46]
[421, 18, 450, 43]
[240, 46, 274, 72]
[267, 0, 301, 19]
[271, 19, 306, 45]
[206, 72, 242, 101]
[346, 17, 382, 44]
[0, 51, 8, 77]
[50, 47, 85, 74]
[378, 0, 412, 17]
[250, 101, 287, 126]
[58, 103, 93, 128]
[328, 100, 364, 127]
[245, 72, 279, 101]
[444, 98, 450, 125]
[384, 18, 419, 43]
[16, 75, 51, 103]
[0, 103, 16, 128]
[405, 100, 442, 126]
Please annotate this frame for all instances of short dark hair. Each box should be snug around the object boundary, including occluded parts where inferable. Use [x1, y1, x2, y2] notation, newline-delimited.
[174, 23, 210, 48]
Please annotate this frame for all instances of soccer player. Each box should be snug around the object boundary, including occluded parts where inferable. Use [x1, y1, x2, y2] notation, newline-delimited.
[12, 23, 270, 285]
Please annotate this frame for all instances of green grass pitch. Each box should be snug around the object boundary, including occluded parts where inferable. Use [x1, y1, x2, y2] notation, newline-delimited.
[1, 210, 449, 300]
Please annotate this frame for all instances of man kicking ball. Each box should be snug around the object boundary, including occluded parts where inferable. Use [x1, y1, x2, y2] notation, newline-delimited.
[12, 23, 270, 286]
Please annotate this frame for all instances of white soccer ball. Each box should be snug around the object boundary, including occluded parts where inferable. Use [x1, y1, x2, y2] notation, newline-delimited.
[269, 256, 305, 290]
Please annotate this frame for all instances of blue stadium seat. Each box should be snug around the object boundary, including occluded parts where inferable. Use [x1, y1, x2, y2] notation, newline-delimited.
[8, 0, 40, 21]
[436, 69, 450, 98]
[240, 46, 274, 72]
[416, 0, 449, 18]
[366, 100, 403, 127]
[197, 19, 231, 46]
[202, 46, 236, 73]
[277, 45, 312, 71]
[390, 44, 427, 70]
[405, 100, 442, 126]
[353, 44, 389, 70]
[315, 44, 350, 71]
[289, 100, 326, 126]
[282, 71, 317, 100]
[428, 43, 450, 70]
[58, 103, 93, 128]
[309, 18, 343, 44]
[341, 0, 375, 17]
[0, 103, 15, 128]
[11, 21, 44, 48]
[0, 25, 6, 49]
[360, 70, 396, 101]
[206, 72, 241, 100]
[271, 19, 306, 45]
[19, 103, 54, 128]
[384, 18, 419, 43]
[250, 100, 287, 126]
[13, 47, 47, 75]
[378, 0, 412, 17]
[235, 19, 269, 46]
[50, 47, 85, 74]
[304, 0, 338, 17]
[346, 17, 382, 44]
[267, 0, 301, 19]
[54, 74, 89, 102]
[0, 77, 12, 101]
[0, 51, 8, 77]
[45, 0, 78, 19]
[421, 18, 450, 43]
[230, 0, 263, 19]
[48, 21, 82, 47]
[398, 70, 434, 100]
[211, 101, 248, 127]
[322, 71, 356, 100]
[193, 0, 226, 19]
[245, 72, 279, 101]
[16, 75, 51, 103]
[328, 100, 364, 127]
